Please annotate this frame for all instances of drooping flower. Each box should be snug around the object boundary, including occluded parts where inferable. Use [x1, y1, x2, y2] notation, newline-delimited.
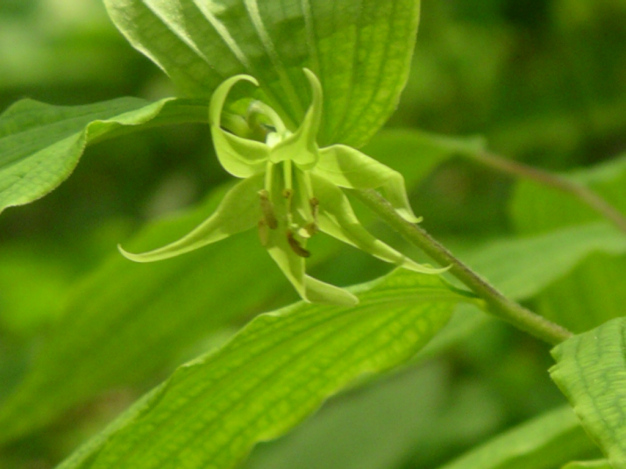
[120, 69, 445, 306]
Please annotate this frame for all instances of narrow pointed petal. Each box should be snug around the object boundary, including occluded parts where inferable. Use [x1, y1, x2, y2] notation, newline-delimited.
[316, 144, 421, 223]
[269, 68, 322, 169]
[209, 74, 269, 177]
[312, 175, 448, 275]
[265, 229, 357, 306]
[119, 175, 264, 262]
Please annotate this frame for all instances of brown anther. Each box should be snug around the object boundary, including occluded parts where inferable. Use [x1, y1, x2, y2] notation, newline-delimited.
[286, 230, 311, 258]
[309, 197, 319, 222]
[282, 188, 293, 199]
[258, 189, 278, 229]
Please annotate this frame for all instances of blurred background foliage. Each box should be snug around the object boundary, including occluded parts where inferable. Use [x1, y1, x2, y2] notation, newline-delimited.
[0, 0, 624, 468]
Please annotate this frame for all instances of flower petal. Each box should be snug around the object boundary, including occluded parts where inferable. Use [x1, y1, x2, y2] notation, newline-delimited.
[316, 144, 421, 223]
[303, 276, 359, 306]
[265, 229, 358, 306]
[119, 175, 264, 262]
[269, 68, 322, 170]
[312, 175, 448, 275]
[209, 74, 269, 177]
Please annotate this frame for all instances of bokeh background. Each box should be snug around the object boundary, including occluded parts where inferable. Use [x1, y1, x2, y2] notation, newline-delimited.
[0, 0, 625, 468]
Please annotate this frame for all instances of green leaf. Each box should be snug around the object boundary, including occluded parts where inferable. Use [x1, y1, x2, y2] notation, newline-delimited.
[551, 317, 626, 468]
[0, 127, 459, 446]
[562, 461, 613, 469]
[510, 153, 626, 332]
[512, 154, 626, 235]
[460, 222, 626, 301]
[0, 186, 288, 446]
[57, 270, 466, 469]
[245, 361, 451, 469]
[360, 129, 486, 189]
[438, 406, 599, 469]
[103, 0, 422, 147]
[0, 97, 207, 214]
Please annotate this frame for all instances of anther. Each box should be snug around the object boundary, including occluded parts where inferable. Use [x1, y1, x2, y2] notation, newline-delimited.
[309, 197, 319, 222]
[286, 230, 311, 258]
[258, 189, 278, 229]
[283, 188, 293, 199]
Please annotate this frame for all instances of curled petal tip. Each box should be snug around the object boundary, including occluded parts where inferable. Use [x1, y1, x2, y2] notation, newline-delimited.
[117, 244, 143, 263]
[397, 211, 422, 224]
[405, 263, 452, 275]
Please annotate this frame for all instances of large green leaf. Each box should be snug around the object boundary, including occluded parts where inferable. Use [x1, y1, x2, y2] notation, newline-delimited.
[362, 128, 485, 188]
[56, 270, 466, 469]
[243, 362, 451, 469]
[510, 154, 626, 333]
[0, 97, 207, 214]
[0, 184, 289, 446]
[438, 406, 599, 469]
[0, 126, 463, 447]
[460, 222, 626, 301]
[103, 0, 421, 147]
[512, 154, 626, 235]
[551, 317, 626, 468]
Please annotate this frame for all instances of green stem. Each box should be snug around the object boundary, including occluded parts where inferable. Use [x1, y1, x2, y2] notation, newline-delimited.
[466, 150, 626, 235]
[354, 189, 573, 345]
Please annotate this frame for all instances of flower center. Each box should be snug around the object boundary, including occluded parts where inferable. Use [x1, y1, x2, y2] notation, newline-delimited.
[257, 159, 318, 258]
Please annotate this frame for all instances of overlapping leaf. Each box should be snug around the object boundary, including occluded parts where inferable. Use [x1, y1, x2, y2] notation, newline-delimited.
[0, 97, 207, 213]
[551, 318, 626, 468]
[56, 270, 466, 469]
[103, 0, 421, 147]
[0, 127, 462, 446]
[0, 185, 288, 445]
[511, 153, 626, 333]
[438, 406, 599, 469]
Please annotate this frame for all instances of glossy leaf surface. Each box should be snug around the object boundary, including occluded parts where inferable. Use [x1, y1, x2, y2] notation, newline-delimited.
[103, 0, 421, 147]
[57, 271, 464, 469]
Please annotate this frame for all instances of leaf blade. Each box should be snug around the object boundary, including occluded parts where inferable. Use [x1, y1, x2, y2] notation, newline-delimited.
[103, 0, 422, 147]
[438, 406, 600, 469]
[0, 97, 208, 213]
[551, 318, 626, 468]
[57, 270, 466, 469]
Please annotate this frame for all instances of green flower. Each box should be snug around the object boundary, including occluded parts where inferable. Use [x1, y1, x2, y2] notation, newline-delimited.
[120, 69, 444, 306]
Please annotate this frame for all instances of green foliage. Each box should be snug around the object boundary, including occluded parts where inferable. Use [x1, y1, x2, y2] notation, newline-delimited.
[103, 0, 420, 147]
[551, 318, 626, 468]
[0, 1, 625, 468]
[0, 97, 207, 213]
[512, 155, 626, 332]
[439, 406, 599, 469]
[57, 271, 464, 469]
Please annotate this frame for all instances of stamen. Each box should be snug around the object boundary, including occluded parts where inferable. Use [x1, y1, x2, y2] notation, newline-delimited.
[309, 197, 319, 223]
[298, 222, 318, 238]
[257, 220, 270, 246]
[286, 230, 311, 258]
[258, 189, 278, 229]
